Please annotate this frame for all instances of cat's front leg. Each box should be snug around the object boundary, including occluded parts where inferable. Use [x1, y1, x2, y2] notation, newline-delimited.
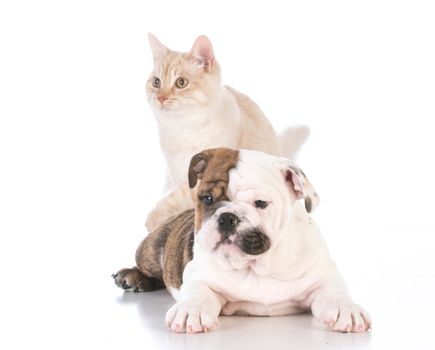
[165, 281, 225, 333]
[145, 183, 195, 232]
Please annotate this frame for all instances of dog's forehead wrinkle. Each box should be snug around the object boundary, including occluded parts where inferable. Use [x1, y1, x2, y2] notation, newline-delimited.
[231, 187, 257, 201]
[230, 160, 283, 194]
[229, 182, 280, 206]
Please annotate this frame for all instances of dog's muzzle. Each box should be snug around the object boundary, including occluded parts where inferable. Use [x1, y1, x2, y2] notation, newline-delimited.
[218, 212, 239, 238]
[216, 212, 270, 256]
[235, 228, 271, 255]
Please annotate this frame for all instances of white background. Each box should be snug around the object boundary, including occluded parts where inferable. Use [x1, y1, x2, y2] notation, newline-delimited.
[1, 1, 434, 349]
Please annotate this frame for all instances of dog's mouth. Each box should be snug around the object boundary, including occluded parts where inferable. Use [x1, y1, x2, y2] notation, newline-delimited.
[214, 228, 271, 256]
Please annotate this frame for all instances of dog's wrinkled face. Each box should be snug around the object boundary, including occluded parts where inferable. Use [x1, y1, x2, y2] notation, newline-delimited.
[188, 148, 319, 267]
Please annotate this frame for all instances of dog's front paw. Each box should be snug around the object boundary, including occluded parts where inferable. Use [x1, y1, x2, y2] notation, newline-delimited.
[165, 302, 219, 333]
[316, 299, 371, 333]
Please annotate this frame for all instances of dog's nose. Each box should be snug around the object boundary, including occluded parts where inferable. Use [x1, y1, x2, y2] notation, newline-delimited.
[218, 212, 239, 235]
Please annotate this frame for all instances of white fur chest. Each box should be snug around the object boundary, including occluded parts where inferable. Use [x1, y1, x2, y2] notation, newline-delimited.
[153, 102, 241, 187]
[184, 247, 332, 306]
[210, 267, 310, 305]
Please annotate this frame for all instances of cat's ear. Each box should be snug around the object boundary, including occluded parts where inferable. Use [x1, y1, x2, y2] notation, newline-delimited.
[190, 35, 214, 71]
[148, 33, 169, 62]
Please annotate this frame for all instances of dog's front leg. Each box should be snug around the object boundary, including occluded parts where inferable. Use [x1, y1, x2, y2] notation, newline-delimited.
[309, 277, 371, 333]
[165, 281, 225, 333]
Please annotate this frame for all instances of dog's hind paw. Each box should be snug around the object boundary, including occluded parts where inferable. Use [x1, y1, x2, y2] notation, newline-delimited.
[112, 267, 164, 292]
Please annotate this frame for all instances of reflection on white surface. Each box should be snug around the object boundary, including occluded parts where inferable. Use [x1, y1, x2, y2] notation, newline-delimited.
[112, 290, 372, 350]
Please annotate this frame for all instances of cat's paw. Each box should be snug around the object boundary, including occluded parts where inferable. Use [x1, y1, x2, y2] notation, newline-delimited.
[165, 301, 219, 333]
[316, 299, 371, 333]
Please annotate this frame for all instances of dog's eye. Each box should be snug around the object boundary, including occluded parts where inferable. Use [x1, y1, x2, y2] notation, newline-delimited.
[254, 200, 268, 209]
[152, 77, 161, 88]
[203, 195, 214, 206]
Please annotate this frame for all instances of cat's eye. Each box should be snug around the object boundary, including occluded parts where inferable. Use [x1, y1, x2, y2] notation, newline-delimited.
[203, 195, 214, 206]
[254, 200, 268, 209]
[152, 77, 161, 88]
[175, 77, 189, 89]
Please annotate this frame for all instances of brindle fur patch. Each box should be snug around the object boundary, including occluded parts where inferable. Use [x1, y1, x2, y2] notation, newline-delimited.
[188, 148, 239, 232]
[114, 209, 195, 292]
[161, 209, 195, 289]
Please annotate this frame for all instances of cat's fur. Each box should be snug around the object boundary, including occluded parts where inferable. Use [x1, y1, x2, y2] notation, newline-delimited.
[145, 34, 309, 231]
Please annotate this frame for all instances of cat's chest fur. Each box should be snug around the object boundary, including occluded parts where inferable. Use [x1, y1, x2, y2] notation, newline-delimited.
[153, 90, 242, 188]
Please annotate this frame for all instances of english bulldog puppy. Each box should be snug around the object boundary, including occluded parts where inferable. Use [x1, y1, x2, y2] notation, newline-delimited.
[113, 148, 371, 334]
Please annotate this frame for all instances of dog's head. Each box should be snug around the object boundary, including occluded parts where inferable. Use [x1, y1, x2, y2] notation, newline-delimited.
[188, 148, 319, 267]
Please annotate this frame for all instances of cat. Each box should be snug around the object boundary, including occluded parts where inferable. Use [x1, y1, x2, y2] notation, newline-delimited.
[145, 33, 309, 231]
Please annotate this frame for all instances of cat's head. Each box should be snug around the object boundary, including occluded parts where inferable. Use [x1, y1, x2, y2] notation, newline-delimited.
[146, 33, 221, 114]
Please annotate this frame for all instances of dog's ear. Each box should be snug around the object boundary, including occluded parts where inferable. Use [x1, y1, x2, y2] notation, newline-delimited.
[188, 151, 211, 188]
[280, 162, 320, 213]
[188, 148, 239, 189]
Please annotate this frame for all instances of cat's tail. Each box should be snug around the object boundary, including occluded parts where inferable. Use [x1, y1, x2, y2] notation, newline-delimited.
[278, 125, 310, 160]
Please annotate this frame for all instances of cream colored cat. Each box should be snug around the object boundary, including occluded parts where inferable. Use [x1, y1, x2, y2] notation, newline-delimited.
[145, 33, 309, 231]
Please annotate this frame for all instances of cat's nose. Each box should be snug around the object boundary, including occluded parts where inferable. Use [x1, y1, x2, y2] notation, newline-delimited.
[157, 95, 168, 104]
